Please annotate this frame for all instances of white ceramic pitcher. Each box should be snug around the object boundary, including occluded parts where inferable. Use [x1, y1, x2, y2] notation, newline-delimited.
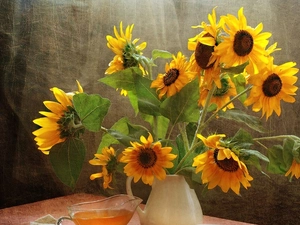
[126, 174, 203, 225]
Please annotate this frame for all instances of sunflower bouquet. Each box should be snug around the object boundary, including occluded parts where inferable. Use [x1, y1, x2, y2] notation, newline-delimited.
[33, 7, 300, 195]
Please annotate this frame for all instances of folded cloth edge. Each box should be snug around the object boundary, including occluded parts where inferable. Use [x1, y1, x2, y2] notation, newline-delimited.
[30, 214, 57, 225]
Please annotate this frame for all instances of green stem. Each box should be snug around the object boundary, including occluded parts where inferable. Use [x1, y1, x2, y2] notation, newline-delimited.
[178, 123, 190, 153]
[253, 135, 300, 150]
[174, 80, 216, 173]
[166, 123, 176, 141]
[153, 116, 158, 141]
[101, 126, 108, 133]
[199, 85, 252, 131]
[191, 83, 217, 147]
[254, 135, 299, 142]
[254, 140, 269, 150]
[174, 139, 203, 173]
[72, 121, 83, 129]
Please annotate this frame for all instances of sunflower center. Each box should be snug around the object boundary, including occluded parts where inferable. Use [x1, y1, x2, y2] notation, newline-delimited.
[233, 30, 254, 56]
[214, 149, 239, 172]
[107, 156, 118, 173]
[164, 68, 179, 86]
[138, 148, 157, 168]
[195, 34, 215, 69]
[213, 77, 230, 96]
[57, 106, 84, 138]
[262, 73, 282, 97]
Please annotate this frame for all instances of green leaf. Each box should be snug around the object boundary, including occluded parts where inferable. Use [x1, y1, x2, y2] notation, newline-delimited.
[73, 93, 110, 132]
[97, 117, 130, 152]
[107, 121, 149, 147]
[142, 114, 170, 140]
[160, 79, 200, 124]
[240, 149, 269, 171]
[175, 134, 186, 163]
[49, 138, 85, 189]
[267, 145, 289, 174]
[152, 49, 173, 60]
[186, 123, 198, 145]
[282, 138, 296, 166]
[221, 61, 249, 74]
[127, 91, 139, 115]
[135, 75, 162, 116]
[99, 67, 142, 91]
[228, 129, 253, 149]
[230, 73, 247, 103]
[267, 138, 296, 174]
[218, 108, 267, 133]
[174, 133, 205, 173]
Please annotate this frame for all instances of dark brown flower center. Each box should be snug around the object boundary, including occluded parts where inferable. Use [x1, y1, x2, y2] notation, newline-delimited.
[214, 149, 239, 172]
[138, 148, 157, 168]
[195, 34, 215, 69]
[233, 30, 254, 56]
[164, 68, 179, 86]
[262, 73, 282, 97]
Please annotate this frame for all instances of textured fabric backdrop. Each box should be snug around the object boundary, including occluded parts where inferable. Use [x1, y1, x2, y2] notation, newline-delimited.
[0, 0, 300, 224]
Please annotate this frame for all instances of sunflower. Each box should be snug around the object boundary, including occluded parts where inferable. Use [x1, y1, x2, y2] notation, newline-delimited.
[120, 133, 177, 185]
[105, 22, 147, 96]
[244, 60, 298, 119]
[188, 7, 223, 88]
[215, 7, 272, 74]
[32, 81, 83, 154]
[193, 134, 253, 195]
[199, 76, 237, 111]
[89, 147, 118, 189]
[285, 159, 300, 179]
[151, 52, 197, 99]
[106, 22, 147, 74]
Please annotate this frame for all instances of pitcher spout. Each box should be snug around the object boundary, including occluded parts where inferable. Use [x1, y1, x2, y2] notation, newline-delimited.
[110, 194, 142, 214]
[124, 196, 143, 212]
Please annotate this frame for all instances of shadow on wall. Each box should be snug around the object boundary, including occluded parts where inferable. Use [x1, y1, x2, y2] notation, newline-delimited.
[0, 11, 71, 208]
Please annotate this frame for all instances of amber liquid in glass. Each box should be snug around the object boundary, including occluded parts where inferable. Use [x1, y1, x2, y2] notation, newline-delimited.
[72, 209, 133, 225]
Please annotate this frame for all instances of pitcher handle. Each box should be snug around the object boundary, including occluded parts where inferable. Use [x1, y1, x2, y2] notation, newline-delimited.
[126, 176, 144, 215]
[56, 216, 74, 225]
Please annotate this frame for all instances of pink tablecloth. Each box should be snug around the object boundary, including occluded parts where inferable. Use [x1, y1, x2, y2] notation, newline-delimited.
[0, 193, 256, 225]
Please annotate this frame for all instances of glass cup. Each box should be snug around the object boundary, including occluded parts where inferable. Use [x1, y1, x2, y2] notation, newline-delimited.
[56, 194, 142, 225]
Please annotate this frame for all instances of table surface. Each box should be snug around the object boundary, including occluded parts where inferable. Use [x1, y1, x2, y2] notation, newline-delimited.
[0, 193, 256, 225]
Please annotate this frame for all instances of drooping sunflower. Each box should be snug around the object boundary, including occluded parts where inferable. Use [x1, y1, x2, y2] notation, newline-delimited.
[199, 76, 237, 111]
[120, 133, 177, 185]
[193, 134, 253, 195]
[105, 22, 147, 96]
[105, 21, 147, 74]
[188, 7, 223, 88]
[244, 60, 298, 119]
[89, 147, 118, 189]
[151, 51, 197, 99]
[285, 159, 300, 179]
[32, 81, 84, 155]
[215, 7, 272, 74]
